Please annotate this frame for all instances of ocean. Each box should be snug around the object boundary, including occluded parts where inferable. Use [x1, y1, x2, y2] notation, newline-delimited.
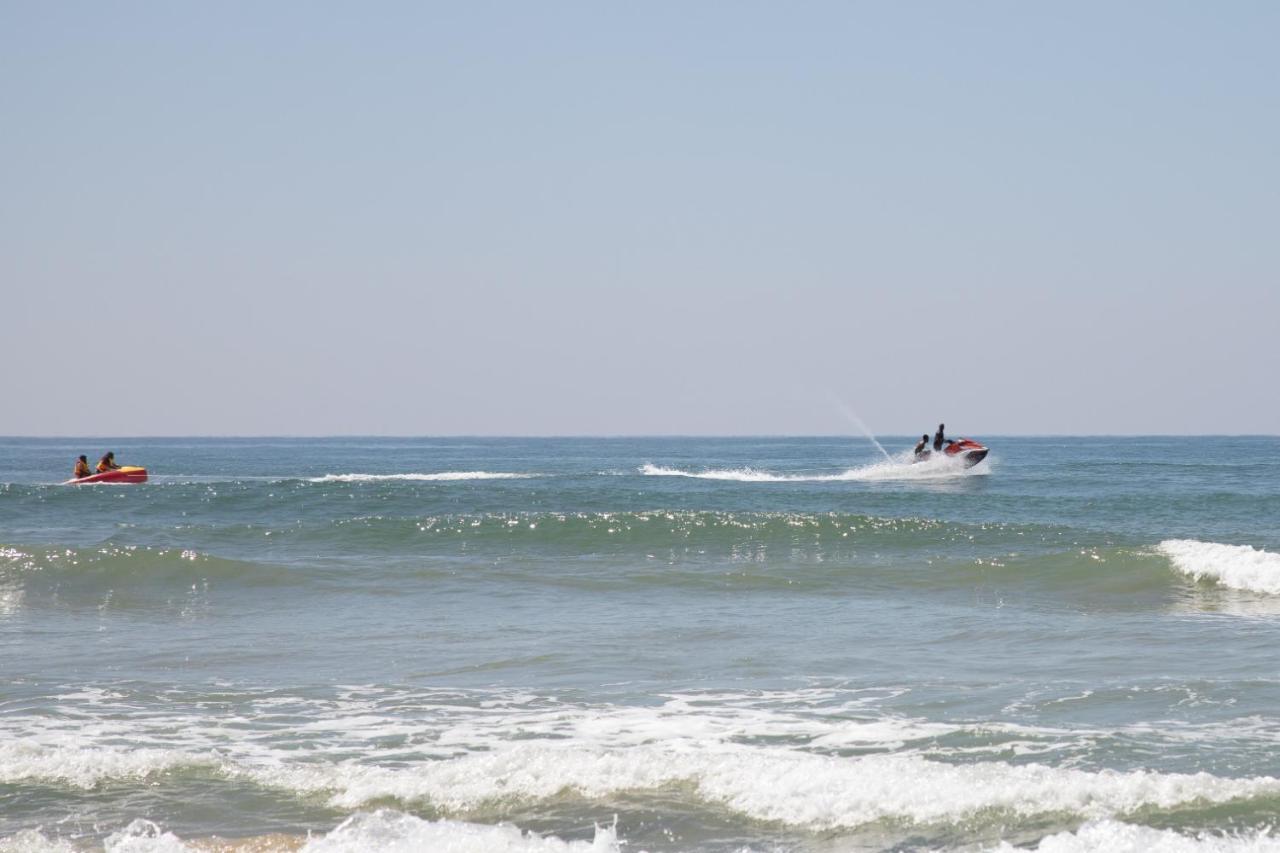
[2, 435, 1280, 852]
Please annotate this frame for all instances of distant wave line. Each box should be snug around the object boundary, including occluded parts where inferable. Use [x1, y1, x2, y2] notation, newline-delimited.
[308, 472, 540, 483]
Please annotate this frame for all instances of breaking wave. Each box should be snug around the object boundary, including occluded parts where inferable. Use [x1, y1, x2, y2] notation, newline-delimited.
[7, 685, 1280, 835]
[7, 736, 1278, 833]
[7, 817, 1280, 853]
[250, 746, 1280, 828]
[0, 812, 620, 853]
[304, 811, 620, 853]
[8, 813, 1279, 853]
[985, 820, 1280, 852]
[0, 740, 207, 790]
[1158, 540, 1280, 595]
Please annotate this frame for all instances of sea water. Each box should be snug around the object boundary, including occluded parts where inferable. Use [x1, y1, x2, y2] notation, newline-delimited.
[2, 436, 1279, 852]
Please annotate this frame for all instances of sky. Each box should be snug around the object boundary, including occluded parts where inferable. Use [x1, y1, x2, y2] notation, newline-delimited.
[3, 2, 1277, 436]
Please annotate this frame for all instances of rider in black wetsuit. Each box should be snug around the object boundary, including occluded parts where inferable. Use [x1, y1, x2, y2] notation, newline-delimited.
[933, 424, 945, 452]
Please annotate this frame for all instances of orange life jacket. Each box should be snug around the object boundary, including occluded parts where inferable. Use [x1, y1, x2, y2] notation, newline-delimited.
[96, 458, 115, 473]
[74, 461, 91, 478]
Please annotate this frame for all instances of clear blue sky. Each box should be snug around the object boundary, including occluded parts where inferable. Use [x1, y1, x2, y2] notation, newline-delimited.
[4, 2, 1277, 435]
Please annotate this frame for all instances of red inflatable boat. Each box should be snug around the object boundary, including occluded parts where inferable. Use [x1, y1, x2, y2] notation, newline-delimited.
[66, 466, 149, 485]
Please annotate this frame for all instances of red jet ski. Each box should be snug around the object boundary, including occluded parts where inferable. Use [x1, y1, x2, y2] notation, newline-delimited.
[65, 466, 148, 485]
[943, 438, 988, 468]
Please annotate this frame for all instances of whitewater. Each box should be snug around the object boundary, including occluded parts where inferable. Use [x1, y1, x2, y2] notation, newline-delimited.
[2, 435, 1280, 851]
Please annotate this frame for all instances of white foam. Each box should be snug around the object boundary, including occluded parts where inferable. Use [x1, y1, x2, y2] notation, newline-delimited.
[248, 747, 1278, 829]
[0, 829, 78, 852]
[640, 453, 986, 482]
[103, 821, 190, 853]
[987, 820, 1280, 852]
[308, 472, 538, 483]
[303, 811, 620, 853]
[7, 686, 1278, 834]
[1158, 540, 1280, 595]
[0, 741, 210, 789]
[639, 463, 822, 482]
[0, 814, 620, 853]
[1, 822, 197, 853]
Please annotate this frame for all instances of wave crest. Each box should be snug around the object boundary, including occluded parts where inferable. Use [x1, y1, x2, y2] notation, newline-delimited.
[1158, 540, 1280, 595]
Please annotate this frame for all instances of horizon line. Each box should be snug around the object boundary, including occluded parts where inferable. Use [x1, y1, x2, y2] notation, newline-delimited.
[3, 433, 1278, 440]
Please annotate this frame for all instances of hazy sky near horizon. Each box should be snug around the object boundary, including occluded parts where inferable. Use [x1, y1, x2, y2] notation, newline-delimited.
[4, 2, 1277, 436]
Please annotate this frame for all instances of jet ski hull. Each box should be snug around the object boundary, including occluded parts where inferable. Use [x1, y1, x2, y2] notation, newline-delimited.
[66, 466, 148, 485]
[944, 439, 989, 468]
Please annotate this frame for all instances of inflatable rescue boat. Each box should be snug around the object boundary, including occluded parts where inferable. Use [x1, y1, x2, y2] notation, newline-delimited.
[66, 466, 148, 485]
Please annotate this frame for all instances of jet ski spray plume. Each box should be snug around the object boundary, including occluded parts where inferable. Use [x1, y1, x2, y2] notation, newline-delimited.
[829, 396, 894, 463]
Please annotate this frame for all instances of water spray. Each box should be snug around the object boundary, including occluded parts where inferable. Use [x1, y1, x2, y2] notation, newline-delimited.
[829, 396, 894, 463]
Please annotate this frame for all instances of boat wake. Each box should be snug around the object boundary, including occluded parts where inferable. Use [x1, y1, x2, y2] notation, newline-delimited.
[640, 454, 988, 483]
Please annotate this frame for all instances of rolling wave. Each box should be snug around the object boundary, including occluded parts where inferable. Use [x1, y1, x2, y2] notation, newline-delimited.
[231, 510, 1050, 565]
[0, 544, 299, 596]
[8, 528, 1277, 608]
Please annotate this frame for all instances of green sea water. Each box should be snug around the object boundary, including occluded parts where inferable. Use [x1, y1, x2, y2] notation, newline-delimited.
[2, 436, 1280, 851]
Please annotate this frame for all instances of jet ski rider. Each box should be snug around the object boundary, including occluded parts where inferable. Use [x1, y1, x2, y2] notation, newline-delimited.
[73, 455, 91, 479]
[913, 434, 931, 460]
[96, 452, 121, 473]
[933, 424, 945, 451]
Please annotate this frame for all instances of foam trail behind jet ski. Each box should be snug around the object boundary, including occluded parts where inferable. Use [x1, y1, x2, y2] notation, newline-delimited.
[640, 453, 985, 482]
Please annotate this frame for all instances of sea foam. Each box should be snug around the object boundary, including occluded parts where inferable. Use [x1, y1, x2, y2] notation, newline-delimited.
[987, 820, 1280, 852]
[1157, 540, 1280, 595]
[0, 814, 620, 853]
[7, 688, 1279, 832]
[303, 811, 620, 853]
[0, 741, 211, 789]
[243, 745, 1280, 830]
